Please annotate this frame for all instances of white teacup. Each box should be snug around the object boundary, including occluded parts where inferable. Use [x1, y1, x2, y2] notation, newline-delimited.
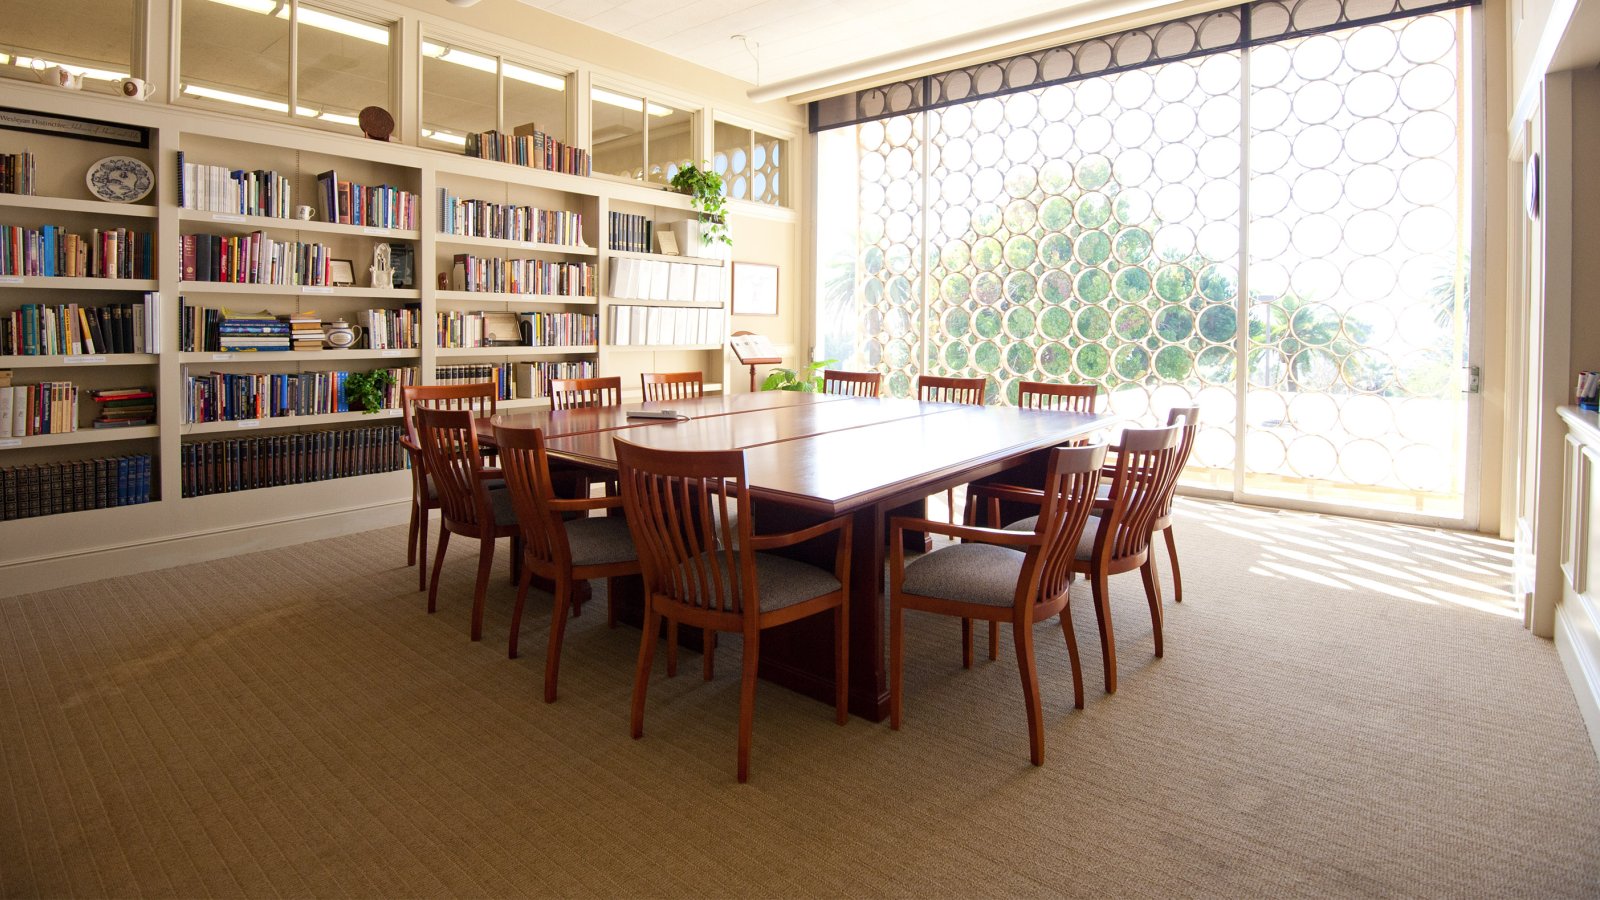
[119, 77, 154, 100]
[36, 66, 82, 90]
[294, 205, 316, 221]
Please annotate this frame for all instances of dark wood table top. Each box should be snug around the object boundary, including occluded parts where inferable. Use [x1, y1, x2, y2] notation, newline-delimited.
[481, 389, 848, 441]
[539, 394, 1112, 515]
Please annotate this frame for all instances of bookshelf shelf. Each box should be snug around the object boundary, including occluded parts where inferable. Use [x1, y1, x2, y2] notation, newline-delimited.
[176, 282, 422, 299]
[435, 233, 597, 256]
[0, 194, 160, 218]
[0, 425, 160, 450]
[607, 250, 725, 267]
[435, 290, 597, 305]
[181, 408, 405, 435]
[178, 349, 421, 364]
[607, 343, 724, 352]
[0, 353, 160, 368]
[0, 277, 159, 291]
[177, 209, 420, 240]
[434, 345, 598, 358]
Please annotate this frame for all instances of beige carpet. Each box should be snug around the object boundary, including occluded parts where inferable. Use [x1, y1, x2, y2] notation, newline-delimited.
[2, 498, 1597, 897]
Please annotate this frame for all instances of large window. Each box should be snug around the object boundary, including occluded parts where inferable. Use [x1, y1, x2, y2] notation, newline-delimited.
[591, 88, 690, 184]
[421, 37, 568, 150]
[816, 7, 1473, 519]
[0, 0, 136, 92]
[180, 0, 393, 135]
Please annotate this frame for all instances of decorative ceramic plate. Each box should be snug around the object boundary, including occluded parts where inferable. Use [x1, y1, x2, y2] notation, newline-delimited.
[85, 156, 154, 203]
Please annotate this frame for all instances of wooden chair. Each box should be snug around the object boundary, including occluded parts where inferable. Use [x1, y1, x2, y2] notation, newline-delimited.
[548, 376, 622, 410]
[401, 383, 498, 591]
[917, 375, 986, 523]
[1147, 406, 1200, 605]
[822, 369, 882, 397]
[493, 422, 640, 702]
[614, 438, 852, 783]
[1018, 380, 1098, 412]
[414, 406, 520, 642]
[640, 371, 704, 402]
[979, 424, 1183, 694]
[889, 444, 1105, 765]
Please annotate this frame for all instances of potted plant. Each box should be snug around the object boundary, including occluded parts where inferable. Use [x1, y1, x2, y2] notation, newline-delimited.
[345, 369, 397, 414]
[668, 163, 731, 250]
[760, 359, 836, 393]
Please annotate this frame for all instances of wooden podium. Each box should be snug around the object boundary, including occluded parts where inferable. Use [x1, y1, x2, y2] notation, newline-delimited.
[730, 331, 783, 392]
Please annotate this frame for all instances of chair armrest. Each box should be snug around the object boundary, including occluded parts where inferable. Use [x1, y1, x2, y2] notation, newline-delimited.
[748, 514, 848, 550]
[399, 434, 419, 453]
[889, 516, 1041, 548]
[548, 494, 624, 513]
[966, 483, 1046, 506]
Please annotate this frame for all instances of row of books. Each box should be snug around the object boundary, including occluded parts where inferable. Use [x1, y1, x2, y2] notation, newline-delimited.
[608, 212, 653, 253]
[436, 311, 597, 348]
[437, 189, 584, 246]
[1, 151, 35, 196]
[179, 232, 335, 285]
[214, 309, 290, 352]
[512, 360, 595, 399]
[608, 305, 725, 347]
[607, 257, 724, 304]
[0, 375, 78, 435]
[316, 170, 419, 230]
[360, 307, 421, 350]
[0, 454, 153, 521]
[1, 295, 161, 356]
[464, 128, 591, 177]
[181, 425, 407, 497]
[1577, 371, 1599, 411]
[176, 153, 293, 218]
[182, 366, 417, 423]
[435, 363, 517, 400]
[1, 225, 155, 279]
[449, 254, 597, 296]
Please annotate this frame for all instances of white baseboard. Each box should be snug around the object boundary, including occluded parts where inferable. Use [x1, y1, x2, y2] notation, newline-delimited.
[1555, 594, 1600, 763]
[0, 500, 410, 598]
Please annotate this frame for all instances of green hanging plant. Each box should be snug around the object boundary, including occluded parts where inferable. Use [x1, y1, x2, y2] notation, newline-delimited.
[761, 359, 836, 392]
[668, 163, 732, 246]
[345, 369, 396, 414]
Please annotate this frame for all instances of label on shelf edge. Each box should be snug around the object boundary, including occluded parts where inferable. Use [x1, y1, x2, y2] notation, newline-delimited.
[212, 214, 246, 223]
[302, 286, 334, 294]
[380, 349, 402, 357]
[0, 275, 21, 284]
[362, 227, 388, 235]
[64, 355, 107, 364]
[211, 353, 232, 361]
[384, 408, 401, 416]
[237, 420, 261, 428]
[0, 438, 20, 448]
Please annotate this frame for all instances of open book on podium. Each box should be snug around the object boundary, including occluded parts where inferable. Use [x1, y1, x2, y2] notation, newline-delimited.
[730, 331, 783, 391]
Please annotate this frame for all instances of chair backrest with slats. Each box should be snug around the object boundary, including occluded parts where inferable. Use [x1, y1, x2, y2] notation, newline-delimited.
[1158, 405, 1201, 519]
[1028, 444, 1108, 605]
[822, 369, 882, 397]
[549, 376, 622, 410]
[641, 371, 705, 403]
[615, 438, 754, 621]
[490, 422, 572, 569]
[1095, 425, 1183, 567]
[401, 383, 497, 444]
[1018, 381, 1098, 413]
[415, 406, 491, 528]
[917, 374, 985, 406]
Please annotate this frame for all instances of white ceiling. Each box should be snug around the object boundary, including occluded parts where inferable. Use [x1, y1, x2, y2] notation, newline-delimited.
[515, 0, 1106, 94]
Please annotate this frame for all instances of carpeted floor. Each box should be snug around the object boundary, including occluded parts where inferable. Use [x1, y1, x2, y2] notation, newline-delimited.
[2, 498, 1597, 897]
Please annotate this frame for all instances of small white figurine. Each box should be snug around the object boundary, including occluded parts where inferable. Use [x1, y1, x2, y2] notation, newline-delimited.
[370, 243, 393, 290]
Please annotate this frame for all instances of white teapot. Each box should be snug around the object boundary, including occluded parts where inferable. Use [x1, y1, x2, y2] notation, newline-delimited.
[323, 319, 365, 350]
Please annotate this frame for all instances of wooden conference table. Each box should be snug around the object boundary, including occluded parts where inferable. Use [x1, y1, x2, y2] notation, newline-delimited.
[481, 391, 1111, 721]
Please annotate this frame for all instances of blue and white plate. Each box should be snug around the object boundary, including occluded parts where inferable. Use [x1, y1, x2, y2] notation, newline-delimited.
[85, 156, 154, 203]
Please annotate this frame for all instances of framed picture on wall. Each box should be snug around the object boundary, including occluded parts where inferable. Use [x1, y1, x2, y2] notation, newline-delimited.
[731, 261, 779, 316]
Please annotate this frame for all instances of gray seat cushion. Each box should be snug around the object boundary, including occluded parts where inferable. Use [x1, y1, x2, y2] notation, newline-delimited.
[901, 542, 1026, 607]
[1005, 515, 1099, 561]
[680, 551, 841, 611]
[487, 484, 517, 527]
[565, 515, 636, 567]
